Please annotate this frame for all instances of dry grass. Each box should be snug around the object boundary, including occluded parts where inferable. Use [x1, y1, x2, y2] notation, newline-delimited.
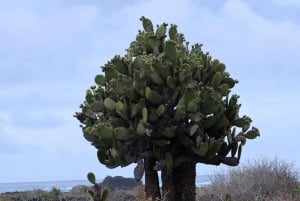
[197, 158, 299, 201]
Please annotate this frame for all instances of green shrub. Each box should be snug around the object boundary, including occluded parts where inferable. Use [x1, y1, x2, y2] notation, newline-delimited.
[39, 187, 61, 200]
[197, 158, 299, 201]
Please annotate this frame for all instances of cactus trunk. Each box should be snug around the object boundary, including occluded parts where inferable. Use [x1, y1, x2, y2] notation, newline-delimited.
[144, 158, 161, 200]
[161, 160, 196, 201]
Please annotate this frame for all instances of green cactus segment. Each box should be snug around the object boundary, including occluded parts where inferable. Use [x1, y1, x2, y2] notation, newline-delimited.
[151, 71, 164, 85]
[136, 120, 146, 135]
[211, 72, 222, 89]
[219, 84, 230, 96]
[90, 101, 104, 112]
[97, 150, 107, 164]
[156, 104, 166, 116]
[165, 40, 177, 61]
[238, 144, 242, 160]
[111, 147, 119, 159]
[111, 118, 128, 127]
[103, 67, 118, 81]
[187, 100, 198, 113]
[99, 127, 114, 139]
[227, 131, 233, 144]
[156, 23, 167, 38]
[216, 116, 230, 129]
[95, 74, 106, 86]
[198, 142, 209, 157]
[145, 87, 152, 100]
[164, 126, 176, 138]
[224, 77, 237, 88]
[231, 142, 238, 157]
[142, 107, 148, 123]
[113, 57, 129, 75]
[149, 112, 159, 122]
[101, 188, 109, 201]
[145, 87, 163, 104]
[235, 135, 246, 145]
[114, 80, 128, 94]
[87, 189, 94, 197]
[87, 172, 96, 184]
[245, 127, 260, 139]
[200, 99, 219, 115]
[229, 95, 239, 107]
[148, 37, 161, 49]
[83, 130, 96, 142]
[85, 90, 93, 104]
[213, 62, 226, 73]
[114, 127, 129, 140]
[104, 98, 116, 111]
[233, 117, 247, 127]
[168, 24, 178, 40]
[204, 115, 217, 128]
[140, 16, 153, 32]
[189, 124, 199, 136]
[131, 56, 145, 70]
[208, 139, 222, 156]
[167, 76, 176, 89]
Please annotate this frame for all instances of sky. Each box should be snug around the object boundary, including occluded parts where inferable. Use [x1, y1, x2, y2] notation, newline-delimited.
[0, 0, 300, 183]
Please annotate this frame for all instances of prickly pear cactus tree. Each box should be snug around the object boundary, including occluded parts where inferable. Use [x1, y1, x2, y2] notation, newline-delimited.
[75, 16, 260, 201]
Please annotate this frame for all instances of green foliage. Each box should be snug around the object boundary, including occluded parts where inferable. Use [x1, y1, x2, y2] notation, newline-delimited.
[39, 187, 61, 200]
[75, 16, 260, 174]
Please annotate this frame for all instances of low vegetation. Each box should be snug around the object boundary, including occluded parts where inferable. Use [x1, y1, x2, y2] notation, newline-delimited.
[197, 158, 300, 201]
[1, 158, 299, 201]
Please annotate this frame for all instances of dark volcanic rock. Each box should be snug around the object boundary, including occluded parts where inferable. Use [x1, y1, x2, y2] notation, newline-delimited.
[101, 176, 142, 190]
[70, 185, 89, 194]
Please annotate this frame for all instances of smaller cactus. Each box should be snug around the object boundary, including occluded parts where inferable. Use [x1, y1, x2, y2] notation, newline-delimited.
[87, 172, 109, 201]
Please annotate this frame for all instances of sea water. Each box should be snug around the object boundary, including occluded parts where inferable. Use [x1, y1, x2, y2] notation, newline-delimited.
[0, 180, 91, 193]
[0, 175, 211, 193]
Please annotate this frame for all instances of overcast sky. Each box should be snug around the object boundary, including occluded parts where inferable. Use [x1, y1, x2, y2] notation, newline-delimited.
[1, 0, 299, 183]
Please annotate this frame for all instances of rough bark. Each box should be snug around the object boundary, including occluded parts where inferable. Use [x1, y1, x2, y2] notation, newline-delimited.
[180, 160, 196, 201]
[161, 168, 175, 201]
[161, 160, 196, 201]
[144, 158, 161, 200]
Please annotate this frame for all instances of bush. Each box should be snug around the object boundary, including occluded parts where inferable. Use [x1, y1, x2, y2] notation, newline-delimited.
[197, 158, 299, 201]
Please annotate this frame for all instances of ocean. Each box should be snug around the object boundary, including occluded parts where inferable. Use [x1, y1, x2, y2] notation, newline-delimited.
[0, 175, 211, 194]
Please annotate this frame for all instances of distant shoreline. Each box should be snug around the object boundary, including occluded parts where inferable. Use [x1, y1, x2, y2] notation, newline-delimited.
[0, 175, 212, 194]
